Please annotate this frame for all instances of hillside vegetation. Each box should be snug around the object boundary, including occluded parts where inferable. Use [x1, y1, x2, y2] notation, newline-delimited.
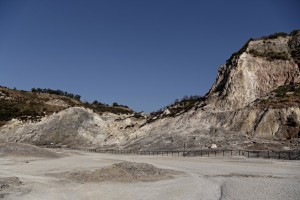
[258, 84, 300, 109]
[0, 86, 134, 126]
[144, 95, 204, 125]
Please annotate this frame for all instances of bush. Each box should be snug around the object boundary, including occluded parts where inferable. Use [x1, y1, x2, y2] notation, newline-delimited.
[112, 102, 119, 107]
[31, 88, 81, 101]
[290, 30, 300, 36]
[149, 95, 203, 118]
[274, 85, 290, 97]
[291, 48, 300, 65]
[260, 32, 288, 40]
[249, 49, 289, 60]
[273, 85, 300, 97]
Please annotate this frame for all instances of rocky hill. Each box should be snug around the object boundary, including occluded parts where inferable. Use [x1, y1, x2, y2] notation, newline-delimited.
[0, 30, 299, 151]
[0, 87, 144, 146]
[0, 86, 135, 125]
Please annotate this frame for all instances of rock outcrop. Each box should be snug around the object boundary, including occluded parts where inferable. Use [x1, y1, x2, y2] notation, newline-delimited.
[208, 35, 300, 110]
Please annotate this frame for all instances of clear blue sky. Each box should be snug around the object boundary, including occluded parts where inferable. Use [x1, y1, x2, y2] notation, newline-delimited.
[0, 0, 299, 112]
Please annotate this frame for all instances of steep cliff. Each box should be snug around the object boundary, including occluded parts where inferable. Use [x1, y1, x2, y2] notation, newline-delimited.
[125, 31, 300, 150]
[208, 32, 300, 110]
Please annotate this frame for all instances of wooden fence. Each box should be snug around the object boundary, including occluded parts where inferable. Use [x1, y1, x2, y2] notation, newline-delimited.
[44, 145, 300, 160]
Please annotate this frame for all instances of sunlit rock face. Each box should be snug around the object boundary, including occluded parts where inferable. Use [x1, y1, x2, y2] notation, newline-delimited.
[208, 35, 300, 111]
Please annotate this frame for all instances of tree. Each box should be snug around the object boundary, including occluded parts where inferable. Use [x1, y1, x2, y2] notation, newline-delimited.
[74, 95, 81, 101]
[112, 102, 119, 107]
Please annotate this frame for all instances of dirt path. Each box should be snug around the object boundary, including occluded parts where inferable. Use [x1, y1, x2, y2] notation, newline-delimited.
[0, 149, 299, 200]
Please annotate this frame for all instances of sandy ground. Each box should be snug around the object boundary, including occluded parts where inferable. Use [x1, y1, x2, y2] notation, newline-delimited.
[0, 149, 299, 200]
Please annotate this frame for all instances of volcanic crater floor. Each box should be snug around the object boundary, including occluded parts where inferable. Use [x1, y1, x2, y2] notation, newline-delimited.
[0, 148, 299, 200]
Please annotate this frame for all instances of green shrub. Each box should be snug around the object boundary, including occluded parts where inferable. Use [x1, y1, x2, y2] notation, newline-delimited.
[249, 49, 289, 60]
[260, 99, 270, 105]
[274, 85, 290, 97]
[290, 30, 300, 36]
[149, 95, 203, 119]
[273, 85, 300, 97]
[291, 48, 300, 65]
[31, 88, 81, 101]
[260, 32, 288, 40]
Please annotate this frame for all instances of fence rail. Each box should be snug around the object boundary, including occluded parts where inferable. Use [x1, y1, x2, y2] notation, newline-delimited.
[44, 145, 300, 160]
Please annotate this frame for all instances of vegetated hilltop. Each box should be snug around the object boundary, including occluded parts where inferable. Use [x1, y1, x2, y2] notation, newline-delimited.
[0, 30, 299, 151]
[0, 87, 146, 146]
[0, 86, 134, 126]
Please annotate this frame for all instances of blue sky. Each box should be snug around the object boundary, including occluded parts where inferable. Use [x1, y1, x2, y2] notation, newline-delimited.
[0, 0, 299, 112]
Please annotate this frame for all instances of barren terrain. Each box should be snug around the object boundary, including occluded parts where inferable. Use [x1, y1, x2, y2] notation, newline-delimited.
[0, 148, 299, 200]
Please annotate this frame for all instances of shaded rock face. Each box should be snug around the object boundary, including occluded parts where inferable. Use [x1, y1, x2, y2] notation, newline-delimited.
[0, 31, 299, 150]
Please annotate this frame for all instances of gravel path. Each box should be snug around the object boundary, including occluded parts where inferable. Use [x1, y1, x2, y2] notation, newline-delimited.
[0, 149, 299, 200]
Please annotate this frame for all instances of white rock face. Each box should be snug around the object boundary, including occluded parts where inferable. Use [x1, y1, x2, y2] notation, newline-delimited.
[208, 37, 300, 111]
[0, 107, 145, 147]
[163, 109, 171, 115]
[45, 99, 69, 107]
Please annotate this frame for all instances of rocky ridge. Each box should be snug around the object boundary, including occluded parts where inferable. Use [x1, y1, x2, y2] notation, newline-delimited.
[0, 31, 299, 151]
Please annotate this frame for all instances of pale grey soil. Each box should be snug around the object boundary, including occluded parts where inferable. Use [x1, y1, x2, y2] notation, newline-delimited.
[50, 161, 180, 183]
[0, 149, 299, 200]
[0, 143, 60, 158]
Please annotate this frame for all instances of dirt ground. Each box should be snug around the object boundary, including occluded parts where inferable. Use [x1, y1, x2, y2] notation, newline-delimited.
[0, 149, 299, 200]
[0, 143, 60, 158]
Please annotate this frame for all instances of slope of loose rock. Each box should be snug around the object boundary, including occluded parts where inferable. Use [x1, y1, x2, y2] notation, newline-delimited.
[0, 107, 146, 147]
[52, 161, 179, 183]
